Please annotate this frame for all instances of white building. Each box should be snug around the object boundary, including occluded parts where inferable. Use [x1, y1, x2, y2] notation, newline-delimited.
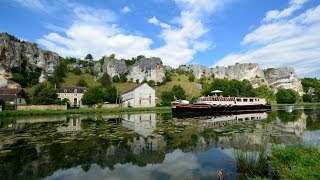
[57, 86, 86, 108]
[121, 83, 155, 108]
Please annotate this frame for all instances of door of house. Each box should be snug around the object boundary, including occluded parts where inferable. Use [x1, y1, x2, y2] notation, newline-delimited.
[74, 98, 77, 107]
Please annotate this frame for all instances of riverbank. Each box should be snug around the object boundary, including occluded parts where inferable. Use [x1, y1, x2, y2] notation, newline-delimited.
[273, 102, 320, 106]
[0, 106, 171, 117]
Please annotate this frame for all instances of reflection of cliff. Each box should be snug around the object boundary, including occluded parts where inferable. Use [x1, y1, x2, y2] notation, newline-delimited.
[272, 112, 306, 137]
[121, 113, 157, 137]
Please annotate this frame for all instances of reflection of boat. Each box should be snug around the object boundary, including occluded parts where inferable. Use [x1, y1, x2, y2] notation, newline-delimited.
[172, 90, 271, 117]
[174, 112, 269, 127]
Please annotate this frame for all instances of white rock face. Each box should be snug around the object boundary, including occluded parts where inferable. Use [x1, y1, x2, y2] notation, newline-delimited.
[0, 33, 60, 84]
[95, 57, 165, 83]
[264, 67, 304, 96]
[0, 75, 7, 88]
[181, 63, 267, 88]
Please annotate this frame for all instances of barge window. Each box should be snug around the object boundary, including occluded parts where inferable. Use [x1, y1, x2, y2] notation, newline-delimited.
[243, 99, 248, 102]
[236, 98, 241, 102]
[250, 99, 253, 102]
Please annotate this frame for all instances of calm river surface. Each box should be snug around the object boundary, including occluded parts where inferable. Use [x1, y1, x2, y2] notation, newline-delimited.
[0, 106, 319, 179]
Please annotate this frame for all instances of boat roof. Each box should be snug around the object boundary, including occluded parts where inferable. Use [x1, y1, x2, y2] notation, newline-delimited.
[211, 90, 223, 93]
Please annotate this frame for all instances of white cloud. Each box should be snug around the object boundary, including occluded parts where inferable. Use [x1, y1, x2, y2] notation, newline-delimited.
[215, 4, 320, 78]
[263, 0, 309, 22]
[121, 6, 131, 13]
[12, 0, 46, 11]
[148, 16, 171, 29]
[35, 0, 228, 67]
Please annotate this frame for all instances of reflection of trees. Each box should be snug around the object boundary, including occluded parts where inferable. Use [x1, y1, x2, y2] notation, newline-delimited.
[277, 109, 302, 123]
[304, 108, 320, 130]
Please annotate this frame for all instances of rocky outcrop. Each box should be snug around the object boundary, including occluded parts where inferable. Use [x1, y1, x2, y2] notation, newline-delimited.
[264, 67, 304, 95]
[95, 56, 165, 83]
[0, 33, 60, 85]
[179, 63, 304, 94]
[180, 63, 267, 88]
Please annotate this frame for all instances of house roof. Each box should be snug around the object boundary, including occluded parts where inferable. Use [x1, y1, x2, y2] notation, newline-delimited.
[58, 86, 87, 93]
[122, 83, 153, 94]
[0, 88, 26, 101]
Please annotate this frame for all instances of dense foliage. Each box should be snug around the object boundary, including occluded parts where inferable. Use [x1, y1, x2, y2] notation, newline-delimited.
[301, 78, 320, 102]
[160, 85, 186, 106]
[10, 66, 42, 87]
[254, 85, 276, 103]
[32, 83, 58, 105]
[47, 58, 67, 86]
[82, 86, 118, 105]
[188, 74, 195, 82]
[202, 78, 256, 97]
[276, 89, 298, 104]
[99, 73, 112, 87]
[76, 78, 88, 87]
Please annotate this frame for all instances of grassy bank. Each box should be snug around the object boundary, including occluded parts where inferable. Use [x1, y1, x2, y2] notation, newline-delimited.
[272, 102, 320, 106]
[271, 145, 320, 179]
[0, 106, 171, 117]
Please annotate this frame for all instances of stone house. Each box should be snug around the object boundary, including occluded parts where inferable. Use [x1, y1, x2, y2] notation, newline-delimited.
[0, 88, 28, 105]
[57, 86, 86, 107]
[121, 83, 155, 108]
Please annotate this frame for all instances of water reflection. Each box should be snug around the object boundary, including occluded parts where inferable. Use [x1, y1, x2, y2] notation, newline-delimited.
[0, 106, 319, 179]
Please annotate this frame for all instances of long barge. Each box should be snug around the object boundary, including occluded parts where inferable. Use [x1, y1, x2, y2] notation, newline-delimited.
[171, 90, 271, 117]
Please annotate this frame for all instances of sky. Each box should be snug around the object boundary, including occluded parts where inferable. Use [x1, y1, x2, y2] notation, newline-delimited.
[0, 0, 319, 77]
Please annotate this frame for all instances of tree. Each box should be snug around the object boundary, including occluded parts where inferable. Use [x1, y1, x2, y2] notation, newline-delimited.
[188, 74, 195, 82]
[109, 54, 116, 59]
[172, 85, 186, 100]
[112, 75, 120, 83]
[0, 99, 5, 110]
[72, 67, 82, 75]
[254, 85, 276, 103]
[160, 91, 174, 106]
[302, 94, 313, 102]
[84, 54, 93, 61]
[82, 86, 118, 106]
[276, 89, 298, 104]
[76, 78, 88, 87]
[32, 83, 58, 105]
[119, 74, 127, 83]
[148, 80, 155, 87]
[99, 73, 112, 86]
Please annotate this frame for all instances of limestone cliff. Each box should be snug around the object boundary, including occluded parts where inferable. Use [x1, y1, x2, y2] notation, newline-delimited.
[0, 33, 60, 85]
[179, 63, 303, 94]
[95, 56, 165, 83]
[264, 67, 304, 95]
[180, 63, 267, 88]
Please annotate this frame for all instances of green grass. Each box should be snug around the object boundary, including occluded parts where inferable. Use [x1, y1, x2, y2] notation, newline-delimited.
[234, 148, 268, 177]
[271, 145, 320, 179]
[154, 74, 203, 100]
[62, 72, 100, 87]
[0, 107, 171, 117]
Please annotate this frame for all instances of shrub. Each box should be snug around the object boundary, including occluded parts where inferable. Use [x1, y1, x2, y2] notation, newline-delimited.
[188, 74, 195, 82]
[276, 89, 298, 104]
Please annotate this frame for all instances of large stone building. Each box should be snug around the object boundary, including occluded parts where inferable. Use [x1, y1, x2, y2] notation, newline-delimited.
[121, 83, 155, 108]
[57, 86, 86, 108]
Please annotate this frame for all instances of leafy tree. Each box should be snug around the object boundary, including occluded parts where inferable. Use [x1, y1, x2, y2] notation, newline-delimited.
[160, 91, 174, 106]
[0, 99, 5, 110]
[48, 60, 67, 86]
[112, 75, 120, 83]
[302, 94, 312, 102]
[254, 85, 276, 103]
[202, 78, 255, 97]
[160, 85, 186, 106]
[76, 78, 88, 87]
[119, 74, 127, 82]
[276, 89, 298, 104]
[32, 83, 58, 105]
[82, 86, 117, 105]
[72, 67, 82, 75]
[142, 77, 148, 84]
[136, 55, 145, 60]
[99, 73, 112, 87]
[188, 74, 195, 82]
[172, 85, 186, 100]
[84, 54, 93, 61]
[198, 74, 207, 84]
[148, 80, 155, 87]
[11, 73, 27, 87]
[109, 54, 116, 59]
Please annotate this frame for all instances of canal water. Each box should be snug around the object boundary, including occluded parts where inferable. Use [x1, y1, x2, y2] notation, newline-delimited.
[0, 106, 319, 179]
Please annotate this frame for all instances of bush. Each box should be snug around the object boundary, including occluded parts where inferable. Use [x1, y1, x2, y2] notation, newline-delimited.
[302, 94, 313, 102]
[148, 80, 155, 87]
[119, 74, 127, 83]
[112, 75, 120, 83]
[82, 86, 118, 106]
[160, 85, 186, 106]
[32, 83, 58, 105]
[188, 74, 195, 82]
[276, 89, 298, 104]
[72, 67, 82, 75]
[76, 78, 88, 87]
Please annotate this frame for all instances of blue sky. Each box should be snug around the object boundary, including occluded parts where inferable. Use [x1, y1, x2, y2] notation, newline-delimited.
[0, 0, 319, 77]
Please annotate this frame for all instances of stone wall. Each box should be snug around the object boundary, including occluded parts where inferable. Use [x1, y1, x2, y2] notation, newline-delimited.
[17, 105, 66, 110]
